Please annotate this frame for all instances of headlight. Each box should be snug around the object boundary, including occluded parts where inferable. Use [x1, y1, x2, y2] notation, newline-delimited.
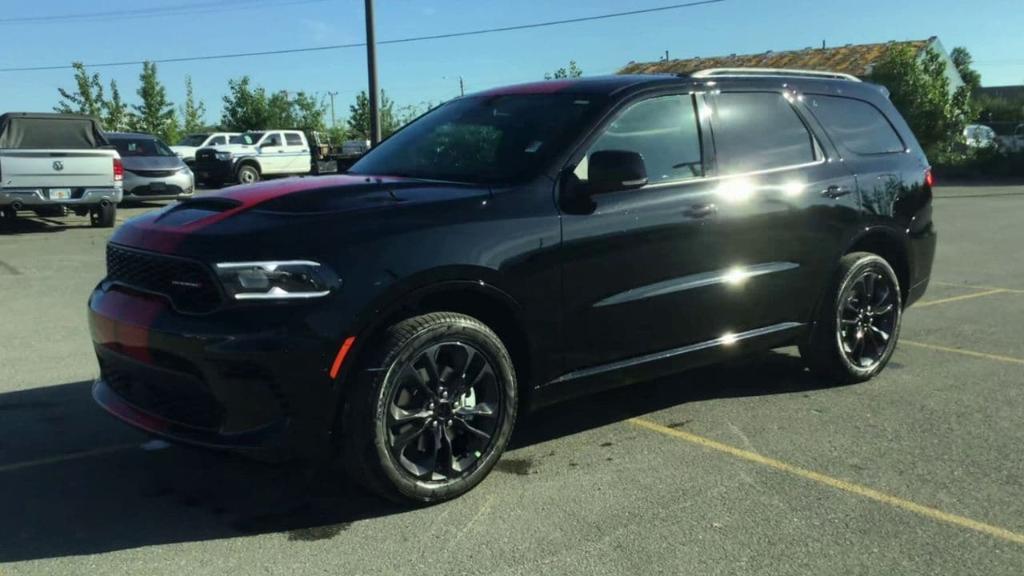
[214, 261, 339, 300]
[215, 151, 232, 161]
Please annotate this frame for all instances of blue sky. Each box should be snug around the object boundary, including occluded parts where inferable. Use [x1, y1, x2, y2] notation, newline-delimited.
[0, 0, 1021, 128]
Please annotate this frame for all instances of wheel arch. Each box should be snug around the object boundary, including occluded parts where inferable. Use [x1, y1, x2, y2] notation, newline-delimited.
[331, 276, 536, 440]
[844, 227, 911, 305]
[235, 158, 262, 176]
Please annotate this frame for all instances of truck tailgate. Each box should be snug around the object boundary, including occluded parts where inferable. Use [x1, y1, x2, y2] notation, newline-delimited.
[1, 149, 115, 188]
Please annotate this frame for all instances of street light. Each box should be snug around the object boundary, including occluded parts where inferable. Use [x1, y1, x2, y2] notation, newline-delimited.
[443, 75, 465, 97]
[364, 0, 381, 146]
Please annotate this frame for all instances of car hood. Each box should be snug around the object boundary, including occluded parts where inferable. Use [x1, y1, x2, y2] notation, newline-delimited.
[109, 175, 490, 260]
[200, 144, 255, 154]
[121, 155, 186, 171]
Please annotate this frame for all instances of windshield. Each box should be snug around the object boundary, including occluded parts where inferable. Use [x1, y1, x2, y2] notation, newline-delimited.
[231, 132, 262, 145]
[109, 137, 176, 157]
[349, 94, 604, 184]
[177, 134, 209, 147]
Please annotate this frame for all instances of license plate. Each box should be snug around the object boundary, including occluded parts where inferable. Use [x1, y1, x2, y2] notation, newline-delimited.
[49, 188, 71, 200]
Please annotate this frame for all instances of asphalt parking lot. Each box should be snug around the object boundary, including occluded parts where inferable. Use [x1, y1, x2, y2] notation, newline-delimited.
[1, 183, 1023, 575]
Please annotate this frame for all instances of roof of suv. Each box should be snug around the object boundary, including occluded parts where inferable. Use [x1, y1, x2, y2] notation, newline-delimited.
[472, 73, 886, 100]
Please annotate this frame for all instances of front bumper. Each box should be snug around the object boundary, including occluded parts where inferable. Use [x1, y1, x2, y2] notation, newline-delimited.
[88, 284, 343, 459]
[193, 158, 235, 183]
[123, 170, 195, 201]
[0, 186, 122, 208]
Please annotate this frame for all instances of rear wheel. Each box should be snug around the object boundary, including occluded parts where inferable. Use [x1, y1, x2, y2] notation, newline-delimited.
[90, 203, 116, 228]
[800, 252, 902, 383]
[342, 312, 518, 504]
[237, 164, 260, 184]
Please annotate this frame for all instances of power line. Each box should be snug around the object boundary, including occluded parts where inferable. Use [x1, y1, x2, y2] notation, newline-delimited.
[0, 0, 329, 25]
[0, 0, 726, 73]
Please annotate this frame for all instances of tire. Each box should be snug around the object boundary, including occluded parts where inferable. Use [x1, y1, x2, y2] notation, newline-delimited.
[90, 203, 116, 228]
[342, 312, 518, 504]
[800, 252, 902, 384]
[237, 164, 260, 185]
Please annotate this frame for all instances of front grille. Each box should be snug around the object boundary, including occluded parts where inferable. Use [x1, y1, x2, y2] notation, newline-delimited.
[195, 149, 217, 162]
[106, 244, 222, 313]
[128, 169, 180, 178]
[103, 362, 225, 430]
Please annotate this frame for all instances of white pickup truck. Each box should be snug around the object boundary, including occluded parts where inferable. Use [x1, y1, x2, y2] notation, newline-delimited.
[192, 130, 312, 186]
[170, 131, 240, 165]
[0, 113, 123, 227]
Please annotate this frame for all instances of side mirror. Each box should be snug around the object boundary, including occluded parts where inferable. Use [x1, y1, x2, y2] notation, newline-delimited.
[586, 150, 648, 194]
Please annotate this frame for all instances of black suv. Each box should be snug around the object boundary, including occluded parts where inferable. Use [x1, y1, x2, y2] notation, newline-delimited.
[89, 71, 936, 503]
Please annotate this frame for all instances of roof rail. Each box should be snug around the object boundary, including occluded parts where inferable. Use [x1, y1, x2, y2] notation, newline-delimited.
[690, 68, 862, 82]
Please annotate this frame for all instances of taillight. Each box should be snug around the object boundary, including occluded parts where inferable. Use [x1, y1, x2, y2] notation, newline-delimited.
[924, 168, 934, 188]
[113, 157, 124, 182]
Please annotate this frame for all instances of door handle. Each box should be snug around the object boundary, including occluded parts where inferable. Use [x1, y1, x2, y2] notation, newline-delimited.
[685, 203, 718, 219]
[822, 185, 852, 199]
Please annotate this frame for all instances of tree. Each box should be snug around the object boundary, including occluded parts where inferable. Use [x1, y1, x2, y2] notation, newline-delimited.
[346, 90, 398, 140]
[220, 76, 270, 131]
[102, 80, 132, 131]
[950, 47, 982, 96]
[291, 91, 327, 132]
[870, 46, 976, 156]
[54, 62, 105, 119]
[180, 75, 206, 134]
[545, 60, 583, 80]
[132, 61, 178, 142]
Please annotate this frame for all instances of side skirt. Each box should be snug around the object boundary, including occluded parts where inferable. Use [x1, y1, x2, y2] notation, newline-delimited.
[531, 322, 806, 409]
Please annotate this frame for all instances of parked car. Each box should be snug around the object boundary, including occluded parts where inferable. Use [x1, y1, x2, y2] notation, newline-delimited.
[995, 123, 1024, 153]
[170, 132, 240, 165]
[89, 71, 936, 503]
[106, 132, 195, 203]
[0, 112, 122, 227]
[192, 130, 311, 186]
[964, 124, 997, 148]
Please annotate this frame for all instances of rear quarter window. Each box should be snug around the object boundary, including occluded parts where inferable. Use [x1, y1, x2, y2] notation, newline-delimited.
[807, 95, 905, 155]
[711, 92, 819, 175]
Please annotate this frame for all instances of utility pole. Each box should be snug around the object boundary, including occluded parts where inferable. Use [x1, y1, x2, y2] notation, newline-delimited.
[444, 75, 465, 97]
[327, 91, 339, 128]
[364, 0, 381, 146]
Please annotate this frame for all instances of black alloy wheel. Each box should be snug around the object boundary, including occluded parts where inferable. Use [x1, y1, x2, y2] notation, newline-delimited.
[801, 252, 902, 384]
[837, 269, 898, 369]
[385, 342, 501, 482]
[342, 312, 517, 504]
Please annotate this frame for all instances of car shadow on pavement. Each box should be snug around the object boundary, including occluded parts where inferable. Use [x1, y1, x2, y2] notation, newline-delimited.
[0, 351, 838, 562]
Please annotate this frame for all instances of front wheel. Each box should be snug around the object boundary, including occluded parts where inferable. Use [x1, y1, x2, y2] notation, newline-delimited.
[237, 164, 260, 184]
[800, 252, 902, 384]
[342, 312, 518, 504]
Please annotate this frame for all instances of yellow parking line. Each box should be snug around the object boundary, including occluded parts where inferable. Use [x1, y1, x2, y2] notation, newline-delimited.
[0, 443, 136, 474]
[915, 289, 1008, 308]
[932, 281, 1024, 294]
[629, 418, 1024, 545]
[901, 340, 1024, 366]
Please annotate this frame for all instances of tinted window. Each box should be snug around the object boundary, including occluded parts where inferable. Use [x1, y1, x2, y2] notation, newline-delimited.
[808, 95, 905, 154]
[285, 133, 304, 146]
[109, 137, 175, 157]
[575, 95, 703, 184]
[350, 94, 604, 184]
[712, 92, 817, 174]
[262, 133, 282, 147]
[209, 136, 227, 146]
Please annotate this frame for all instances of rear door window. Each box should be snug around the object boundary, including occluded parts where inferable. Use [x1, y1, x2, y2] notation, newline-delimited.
[285, 133, 304, 146]
[711, 92, 818, 174]
[807, 95, 905, 154]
